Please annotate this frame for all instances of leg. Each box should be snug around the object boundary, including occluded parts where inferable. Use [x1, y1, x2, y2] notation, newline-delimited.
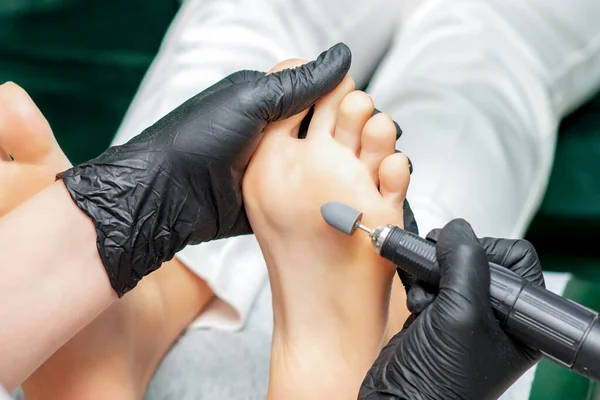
[0, 83, 70, 217]
[243, 62, 411, 399]
[143, 280, 274, 400]
[23, 262, 213, 400]
[0, 83, 214, 399]
[368, 0, 600, 238]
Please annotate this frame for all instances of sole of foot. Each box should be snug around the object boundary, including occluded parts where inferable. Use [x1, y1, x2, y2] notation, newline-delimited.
[243, 61, 411, 399]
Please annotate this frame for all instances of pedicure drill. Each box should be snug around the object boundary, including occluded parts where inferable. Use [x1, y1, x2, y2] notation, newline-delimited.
[320, 201, 600, 382]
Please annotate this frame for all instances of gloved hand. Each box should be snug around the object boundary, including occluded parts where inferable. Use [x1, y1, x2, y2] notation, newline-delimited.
[359, 219, 545, 400]
[57, 43, 351, 297]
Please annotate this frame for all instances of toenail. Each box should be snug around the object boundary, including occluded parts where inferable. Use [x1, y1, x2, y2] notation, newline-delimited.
[393, 121, 403, 139]
[341, 91, 373, 110]
[372, 108, 402, 139]
[395, 150, 413, 174]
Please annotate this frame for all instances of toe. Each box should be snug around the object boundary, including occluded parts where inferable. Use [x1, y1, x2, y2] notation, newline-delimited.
[306, 75, 355, 139]
[265, 58, 313, 138]
[0, 149, 9, 161]
[0, 82, 69, 168]
[333, 91, 374, 154]
[359, 112, 397, 184]
[379, 152, 411, 208]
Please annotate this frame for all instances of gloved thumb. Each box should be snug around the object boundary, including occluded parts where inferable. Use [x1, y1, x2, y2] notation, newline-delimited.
[434, 219, 491, 317]
[257, 43, 352, 122]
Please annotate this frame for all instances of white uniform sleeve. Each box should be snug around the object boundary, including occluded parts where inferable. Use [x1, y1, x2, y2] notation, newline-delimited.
[368, 0, 600, 239]
[111, 0, 403, 330]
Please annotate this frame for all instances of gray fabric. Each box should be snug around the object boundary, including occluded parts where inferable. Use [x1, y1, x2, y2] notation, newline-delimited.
[11, 387, 23, 399]
[143, 279, 273, 400]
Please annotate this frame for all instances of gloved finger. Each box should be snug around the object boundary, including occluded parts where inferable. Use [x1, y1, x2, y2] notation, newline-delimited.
[401, 313, 418, 330]
[430, 228, 544, 289]
[406, 283, 436, 314]
[359, 325, 408, 399]
[425, 228, 441, 243]
[372, 108, 403, 139]
[259, 42, 352, 122]
[396, 268, 415, 294]
[479, 237, 545, 287]
[189, 70, 267, 104]
[402, 198, 418, 235]
[435, 219, 491, 311]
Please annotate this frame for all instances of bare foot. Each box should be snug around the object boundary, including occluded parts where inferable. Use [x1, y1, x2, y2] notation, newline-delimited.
[0, 83, 214, 399]
[243, 64, 411, 399]
[0, 82, 70, 217]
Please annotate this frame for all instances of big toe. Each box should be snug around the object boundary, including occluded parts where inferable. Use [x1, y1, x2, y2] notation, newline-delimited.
[334, 91, 374, 154]
[0, 82, 69, 168]
[379, 152, 410, 209]
[265, 58, 313, 137]
[359, 112, 397, 184]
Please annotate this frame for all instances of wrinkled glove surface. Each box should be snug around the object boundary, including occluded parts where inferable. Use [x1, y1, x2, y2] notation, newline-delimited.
[360, 219, 545, 400]
[57, 43, 351, 296]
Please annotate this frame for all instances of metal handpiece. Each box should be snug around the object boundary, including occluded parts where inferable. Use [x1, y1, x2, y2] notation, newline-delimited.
[320, 201, 600, 382]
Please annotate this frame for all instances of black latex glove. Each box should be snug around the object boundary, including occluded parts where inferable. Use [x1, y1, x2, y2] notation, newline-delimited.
[396, 198, 419, 291]
[57, 43, 351, 297]
[406, 226, 544, 315]
[359, 219, 545, 400]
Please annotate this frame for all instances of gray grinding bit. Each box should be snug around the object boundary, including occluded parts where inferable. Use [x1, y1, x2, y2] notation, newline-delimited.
[320, 201, 363, 235]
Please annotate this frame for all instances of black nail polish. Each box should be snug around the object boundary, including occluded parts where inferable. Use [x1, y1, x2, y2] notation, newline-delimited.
[372, 108, 403, 139]
[395, 149, 413, 174]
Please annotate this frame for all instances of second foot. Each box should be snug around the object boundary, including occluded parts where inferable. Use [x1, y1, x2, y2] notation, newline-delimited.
[0, 82, 70, 217]
[23, 262, 213, 400]
[0, 83, 214, 400]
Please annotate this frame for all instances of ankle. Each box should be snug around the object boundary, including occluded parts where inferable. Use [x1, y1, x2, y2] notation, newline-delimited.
[268, 310, 386, 399]
[268, 338, 366, 400]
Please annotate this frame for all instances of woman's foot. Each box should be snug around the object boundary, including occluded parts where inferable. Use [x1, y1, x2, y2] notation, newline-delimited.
[0, 82, 214, 399]
[0, 82, 71, 217]
[243, 63, 411, 399]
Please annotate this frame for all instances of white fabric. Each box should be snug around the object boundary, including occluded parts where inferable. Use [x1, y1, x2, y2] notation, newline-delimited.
[370, 0, 600, 239]
[114, 0, 600, 340]
[0, 387, 9, 400]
